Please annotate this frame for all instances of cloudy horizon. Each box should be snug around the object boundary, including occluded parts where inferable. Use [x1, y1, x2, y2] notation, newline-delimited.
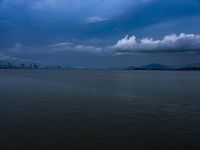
[0, 0, 200, 67]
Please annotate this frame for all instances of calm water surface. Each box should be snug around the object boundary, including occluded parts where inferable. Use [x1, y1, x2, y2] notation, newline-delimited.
[0, 70, 200, 150]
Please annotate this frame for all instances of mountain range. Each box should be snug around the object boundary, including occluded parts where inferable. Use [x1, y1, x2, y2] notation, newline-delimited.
[125, 63, 200, 70]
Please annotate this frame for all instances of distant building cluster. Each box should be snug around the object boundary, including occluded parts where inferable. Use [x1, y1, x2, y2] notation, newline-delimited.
[0, 63, 39, 69]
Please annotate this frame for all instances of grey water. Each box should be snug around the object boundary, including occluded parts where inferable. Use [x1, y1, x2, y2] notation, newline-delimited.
[0, 70, 200, 150]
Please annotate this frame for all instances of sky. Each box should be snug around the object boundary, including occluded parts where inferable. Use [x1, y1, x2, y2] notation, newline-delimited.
[0, 0, 200, 67]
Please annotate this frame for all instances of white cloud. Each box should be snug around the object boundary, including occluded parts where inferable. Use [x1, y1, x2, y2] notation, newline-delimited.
[46, 42, 104, 54]
[85, 16, 108, 23]
[0, 51, 39, 63]
[48, 42, 72, 47]
[75, 45, 103, 53]
[112, 35, 137, 50]
[0, 52, 18, 61]
[112, 33, 200, 54]
[33, 0, 69, 9]
[42, 33, 200, 55]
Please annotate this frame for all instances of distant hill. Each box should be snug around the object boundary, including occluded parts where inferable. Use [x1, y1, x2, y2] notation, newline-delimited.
[186, 63, 200, 68]
[176, 63, 200, 70]
[123, 63, 169, 70]
[123, 63, 200, 70]
[140, 63, 169, 70]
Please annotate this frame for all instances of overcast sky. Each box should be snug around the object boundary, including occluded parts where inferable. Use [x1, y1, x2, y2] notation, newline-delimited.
[0, 0, 200, 67]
